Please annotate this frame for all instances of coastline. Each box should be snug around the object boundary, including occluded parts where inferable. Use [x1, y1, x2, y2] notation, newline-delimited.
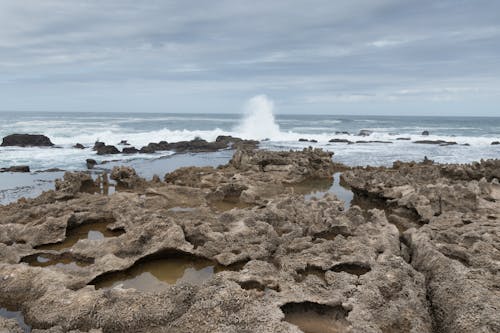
[0, 146, 498, 332]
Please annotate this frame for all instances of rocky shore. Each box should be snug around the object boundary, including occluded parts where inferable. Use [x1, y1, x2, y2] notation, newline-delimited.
[0, 148, 498, 333]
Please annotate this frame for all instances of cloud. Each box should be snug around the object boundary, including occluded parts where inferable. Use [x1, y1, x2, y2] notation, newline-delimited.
[0, 0, 499, 115]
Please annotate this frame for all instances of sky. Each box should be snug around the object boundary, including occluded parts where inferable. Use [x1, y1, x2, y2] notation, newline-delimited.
[0, 0, 499, 115]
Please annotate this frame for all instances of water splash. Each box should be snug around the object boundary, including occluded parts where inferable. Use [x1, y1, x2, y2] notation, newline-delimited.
[235, 95, 281, 140]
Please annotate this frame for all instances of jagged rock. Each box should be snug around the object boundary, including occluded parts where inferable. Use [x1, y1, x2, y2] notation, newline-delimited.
[0, 165, 30, 173]
[0, 149, 497, 333]
[54, 172, 96, 198]
[421, 130, 430, 136]
[110, 166, 144, 188]
[118, 140, 130, 146]
[491, 141, 499, 145]
[73, 143, 85, 149]
[1, 134, 54, 147]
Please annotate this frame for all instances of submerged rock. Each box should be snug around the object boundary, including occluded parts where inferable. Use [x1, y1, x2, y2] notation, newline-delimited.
[1, 134, 54, 147]
[73, 143, 85, 149]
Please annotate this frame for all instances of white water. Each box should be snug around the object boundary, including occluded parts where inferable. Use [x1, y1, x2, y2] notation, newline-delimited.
[235, 95, 281, 140]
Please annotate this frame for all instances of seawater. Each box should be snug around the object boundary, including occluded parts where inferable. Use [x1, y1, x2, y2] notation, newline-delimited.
[0, 96, 499, 203]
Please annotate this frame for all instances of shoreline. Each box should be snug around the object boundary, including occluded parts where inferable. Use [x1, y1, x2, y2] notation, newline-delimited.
[0, 146, 498, 332]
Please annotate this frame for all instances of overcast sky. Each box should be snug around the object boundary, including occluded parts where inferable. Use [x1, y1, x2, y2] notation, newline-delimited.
[0, 0, 499, 115]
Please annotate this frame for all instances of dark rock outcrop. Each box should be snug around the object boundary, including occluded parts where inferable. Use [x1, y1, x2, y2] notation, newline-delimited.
[73, 143, 85, 149]
[122, 147, 139, 154]
[86, 159, 97, 169]
[96, 145, 120, 155]
[1, 134, 54, 147]
[414, 140, 457, 146]
[329, 138, 352, 143]
[421, 130, 430, 136]
[0, 165, 30, 173]
[491, 141, 499, 145]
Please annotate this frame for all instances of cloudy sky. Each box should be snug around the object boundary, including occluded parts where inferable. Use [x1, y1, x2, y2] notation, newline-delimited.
[0, 0, 499, 115]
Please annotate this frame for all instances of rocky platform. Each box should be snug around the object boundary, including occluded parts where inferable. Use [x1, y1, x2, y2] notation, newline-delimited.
[0, 149, 498, 333]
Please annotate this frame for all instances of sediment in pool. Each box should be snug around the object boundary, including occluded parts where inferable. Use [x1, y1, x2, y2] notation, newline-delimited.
[90, 251, 240, 292]
[35, 220, 125, 251]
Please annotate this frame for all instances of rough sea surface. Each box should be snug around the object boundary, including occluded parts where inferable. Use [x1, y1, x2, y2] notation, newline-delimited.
[0, 110, 499, 204]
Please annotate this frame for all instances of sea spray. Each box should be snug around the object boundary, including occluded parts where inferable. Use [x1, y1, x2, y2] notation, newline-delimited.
[235, 95, 281, 140]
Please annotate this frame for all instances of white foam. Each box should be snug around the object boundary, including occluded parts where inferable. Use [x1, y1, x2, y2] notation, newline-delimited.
[234, 95, 281, 140]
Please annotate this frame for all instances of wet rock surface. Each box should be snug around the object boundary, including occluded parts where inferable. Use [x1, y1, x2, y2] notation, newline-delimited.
[0, 149, 497, 332]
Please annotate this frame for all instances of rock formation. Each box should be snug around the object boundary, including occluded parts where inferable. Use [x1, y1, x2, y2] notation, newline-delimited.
[0, 149, 498, 333]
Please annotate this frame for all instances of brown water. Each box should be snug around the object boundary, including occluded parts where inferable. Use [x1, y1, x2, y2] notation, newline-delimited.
[35, 222, 124, 251]
[289, 173, 354, 210]
[211, 200, 253, 212]
[22, 253, 91, 269]
[0, 306, 31, 333]
[282, 302, 350, 333]
[92, 255, 227, 292]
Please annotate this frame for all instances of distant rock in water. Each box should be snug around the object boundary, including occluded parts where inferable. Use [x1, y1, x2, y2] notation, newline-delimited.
[73, 143, 85, 149]
[122, 147, 139, 154]
[329, 138, 352, 143]
[492, 141, 500, 145]
[421, 130, 430, 136]
[396, 137, 411, 140]
[298, 138, 309, 142]
[118, 140, 130, 146]
[357, 129, 373, 136]
[414, 140, 457, 146]
[93, 141, 105, 151]
[335, 131, 350, 135]
[0, 165, 30, 173]
[96, 145, 120, 155]
[1, 134, 54, 147]
[86, 159, 97, 169]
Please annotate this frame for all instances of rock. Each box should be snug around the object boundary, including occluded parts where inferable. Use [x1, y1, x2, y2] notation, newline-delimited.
[73, 143, 85, 149]
[309, 139, 318, 143]
[414, 140, 457, 146]
[421, 130, 429, 136]
[86, 159, 97, 169]
[1, 148, 498, 333]
[396, 137, 411, 140]
[329, 139, 352, 143]
[118, 140, 130, 146]
[298, 138, 309, 142]
[92, 141, 105, 151]
[110, 166, 144, 188]
[1, 134, 54, 147]
[335, 131, 350, 135]
[54, 171, 96, 198]
[491, 141, 500, 145]
[96, 145, 120, 155]
[0, 165, 30, 173]
[355, 140, 392, 144]
[357, 129, 373, 136]
[137, 137, 258, 154]
[122, 147, 139, 154]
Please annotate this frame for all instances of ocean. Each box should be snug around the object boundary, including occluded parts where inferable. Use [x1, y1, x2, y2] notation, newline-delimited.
[0, 108, 499, 204]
